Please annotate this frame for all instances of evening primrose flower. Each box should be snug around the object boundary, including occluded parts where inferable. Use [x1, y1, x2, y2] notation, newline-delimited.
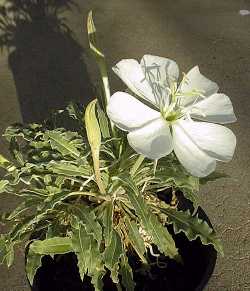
[107, 55, 236, 177]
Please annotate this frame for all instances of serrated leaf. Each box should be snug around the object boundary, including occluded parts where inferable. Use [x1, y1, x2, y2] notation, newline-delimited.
[125, 218, 146, 263]
[25, 249, 42, 285]
[100, 201, 113, 246]
[120, 255, 135, 291]
[48, 161, 92, 177]
[159, 206, 224, 255]
[71, 221, 104, 289]
[103, 230, 123, 283]
[44, 131, 80, 158]
[87, 11, 110, 106]
[115, 175, 179, 260]
[70, 205, 102, 246]
[9, 191, 91, 242]
[30, 237, 73, 255]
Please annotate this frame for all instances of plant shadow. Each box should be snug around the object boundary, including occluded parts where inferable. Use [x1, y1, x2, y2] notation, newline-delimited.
[0, 0, 94, 123]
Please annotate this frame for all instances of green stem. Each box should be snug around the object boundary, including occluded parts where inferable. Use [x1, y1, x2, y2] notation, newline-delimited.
[93, 150, 106, 195]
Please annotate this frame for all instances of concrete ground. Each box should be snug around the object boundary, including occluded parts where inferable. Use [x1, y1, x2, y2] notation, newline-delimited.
[0, 0, 250, 290]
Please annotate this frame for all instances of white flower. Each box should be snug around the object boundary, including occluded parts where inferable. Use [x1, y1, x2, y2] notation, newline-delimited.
[107, 55, 237, 177]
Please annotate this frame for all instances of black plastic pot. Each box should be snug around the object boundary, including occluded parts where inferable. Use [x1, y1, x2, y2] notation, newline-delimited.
[26, 192, 217, 291]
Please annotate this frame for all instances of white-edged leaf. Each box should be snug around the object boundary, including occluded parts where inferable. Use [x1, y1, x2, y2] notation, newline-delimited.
[100, 201, 113, 246]
[48, 161, 92, 177]
[159, 206, 224, 255]
[70, 205, 102, 246]
[114, 175, 179, 260]
[71, 221, 104, 289]
[120, 255, 135, 291]
[30, 237, 73, 255]
[125, 218, 147, 263]
[103, 230, 123, 283]
[45, 131, 80, 158]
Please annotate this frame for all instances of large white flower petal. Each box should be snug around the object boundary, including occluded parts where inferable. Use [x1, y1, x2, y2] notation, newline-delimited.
[127, 118, 173, 159]
[179, 66, 219, 106]
[140, 55, 179, 88]
[112, 59, 158, 105]
[178, 119, 236, 162]
[172, 121, 216, 177]
[107, 92, 160, 131]
[190, 93, 237, 124]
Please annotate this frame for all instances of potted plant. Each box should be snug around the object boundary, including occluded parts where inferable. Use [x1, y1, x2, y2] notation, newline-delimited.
[0, 11, 236, 291]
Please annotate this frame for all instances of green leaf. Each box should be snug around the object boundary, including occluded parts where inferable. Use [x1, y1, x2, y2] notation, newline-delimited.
[48, 161, 92, 177]
[103, 230, 123, 283]
[25, 249, 42, 285]
[44, 131, 80, 158]
[115, 175, 179, 260]
[87, 10, 111, 106]
[70, 205, 102, 247]
[125, 218, 146, 263]
[71, 221, 104, 290]
[130, 155, 145, 177]
[85, 99, 101, 153]
[97, 105, 110, 139]
[120, 255, 135, 291]
[30, 237, 73, 255]
[0, 180, 9, 193]
[159, 206, 224, 255]
[100, 201, 113, 246]
[85, 99, 105, 194]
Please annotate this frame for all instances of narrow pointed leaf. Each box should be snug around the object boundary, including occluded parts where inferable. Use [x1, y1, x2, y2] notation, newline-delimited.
[71, 221, 104, 288]
[125, 218, 146, 263]
[48, 161, 92, 177]
[44, 131, 80, 158]
[30, 237, 73, 255]
[85, 99, 101, 153]
[100, 201, 113, 246]
[159, 206, 224, 255]
[97, 106, 110, 138]
[70, 205, 102, 246]
[85, 99, 105, 194]
[120, 255, 135, 291]
[103, 230, 123, 283]
[115, 175, 179, 259]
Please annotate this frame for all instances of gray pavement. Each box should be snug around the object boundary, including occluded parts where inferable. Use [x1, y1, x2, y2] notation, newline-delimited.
[0, 0, 250, 290]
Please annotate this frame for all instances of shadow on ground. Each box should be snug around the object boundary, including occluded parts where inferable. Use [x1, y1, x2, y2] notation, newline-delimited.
[0, 0, 93, 123]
